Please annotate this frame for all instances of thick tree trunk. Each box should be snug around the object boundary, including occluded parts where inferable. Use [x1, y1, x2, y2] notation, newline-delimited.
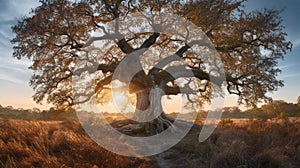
[136, 90, 150, 111]
[134, 88, 174, 135]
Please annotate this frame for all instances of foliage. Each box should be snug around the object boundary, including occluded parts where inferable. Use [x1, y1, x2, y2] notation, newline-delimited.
[218, 118, 234, 127]
[0, 106, 76, 121]
[249, 100, 299, 119]
[11, 0, 292, 109]
[221, 106, 251, 118]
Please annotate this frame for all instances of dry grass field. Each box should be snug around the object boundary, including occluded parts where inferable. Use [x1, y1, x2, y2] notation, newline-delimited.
[0, 118, 153, 168]
[160, 119, 300, 168]
[1, 116, 300, 167]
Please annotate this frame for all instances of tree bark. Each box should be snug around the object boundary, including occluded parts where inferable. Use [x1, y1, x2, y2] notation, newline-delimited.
[134, 87, 174, 135]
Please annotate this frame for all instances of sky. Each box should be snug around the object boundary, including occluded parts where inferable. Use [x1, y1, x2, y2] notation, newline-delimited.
[0, 0, 299, 111]
[245, 0, 300, 102]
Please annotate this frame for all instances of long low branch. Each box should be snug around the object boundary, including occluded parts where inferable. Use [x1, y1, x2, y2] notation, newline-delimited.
[95, 74, 113, 91]
[97, 61, 118, 73]
[149, 39, 213, 75]
[83, 34, 119, 47]
[139, 32, 160, 49]
[154, 65, 244, 95]
[154, 65, 215, 85]
[164, 85, 202, 95]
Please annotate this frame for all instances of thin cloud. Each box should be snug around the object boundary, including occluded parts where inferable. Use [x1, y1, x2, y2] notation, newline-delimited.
[0, 0, 38, 89]
[281, 73, 300, 79]
[0, 46, 32, 87]
[292, 38, 300, 48]
[0, 32, 11, 48]
[0, 64, 30, 76]
[0, 0, 39, 21]
[0, 73, 25, 84]
[278, 64, 296, 70]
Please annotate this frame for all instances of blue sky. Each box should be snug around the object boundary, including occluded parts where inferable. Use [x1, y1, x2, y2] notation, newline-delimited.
[244, 0, 300, 104]
[0, 0, 299, 110]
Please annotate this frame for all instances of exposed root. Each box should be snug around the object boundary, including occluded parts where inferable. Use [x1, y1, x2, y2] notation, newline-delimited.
[110, 119, 137, 128]
[143, 115, 177, 135]
[117, 123, 145, 136]
[110, 115, 177, 136]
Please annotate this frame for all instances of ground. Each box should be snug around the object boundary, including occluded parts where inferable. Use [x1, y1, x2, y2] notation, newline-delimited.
[1, 116, 300, 167]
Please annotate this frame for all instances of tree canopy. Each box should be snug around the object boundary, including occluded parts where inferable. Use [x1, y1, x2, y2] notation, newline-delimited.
[12, 0, 292, 111]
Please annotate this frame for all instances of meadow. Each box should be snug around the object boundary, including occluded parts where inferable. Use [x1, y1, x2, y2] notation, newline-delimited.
[0, 114, 300, 167]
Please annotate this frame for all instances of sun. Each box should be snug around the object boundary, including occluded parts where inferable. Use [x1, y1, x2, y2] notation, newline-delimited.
[111, 91, 135, 113]
[113, 92, 127, 104]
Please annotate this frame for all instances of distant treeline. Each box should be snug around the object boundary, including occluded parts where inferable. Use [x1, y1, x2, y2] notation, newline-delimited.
[1, 99, 300, 121]
[0, 105, 76, 120]
[247, 100, 300, 119]
[211, 100, 300, 119]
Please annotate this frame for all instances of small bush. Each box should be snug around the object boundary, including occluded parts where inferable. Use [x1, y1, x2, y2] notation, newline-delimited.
[218, 118, 233, 127]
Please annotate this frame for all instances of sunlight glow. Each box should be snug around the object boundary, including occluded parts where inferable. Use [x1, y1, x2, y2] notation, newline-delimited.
[113, 92, 128, 105]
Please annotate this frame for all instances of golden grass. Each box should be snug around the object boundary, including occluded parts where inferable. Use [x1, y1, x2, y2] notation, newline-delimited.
[158, 119, 300, 168]
[1, 117, 300, 167]
[0, 118, 153, 168]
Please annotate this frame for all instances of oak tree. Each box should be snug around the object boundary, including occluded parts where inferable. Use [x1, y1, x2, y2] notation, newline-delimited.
[12, 0, 292, 134]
